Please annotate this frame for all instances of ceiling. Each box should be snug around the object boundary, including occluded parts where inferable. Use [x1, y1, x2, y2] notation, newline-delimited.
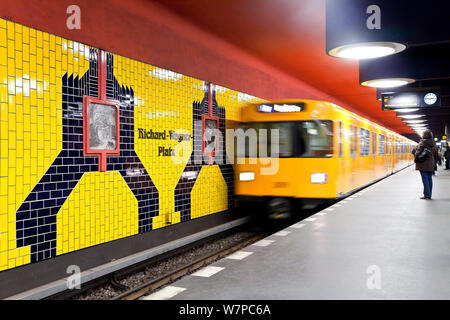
[153, 0, 418, 135]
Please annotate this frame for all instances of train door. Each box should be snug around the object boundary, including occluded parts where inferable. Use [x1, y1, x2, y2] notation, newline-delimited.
[350, 124, 358, 190]
[389, 136, 394, 173]
[336, 120, 348, 194]
[383, 134, 390, 175]
[371, 131, 377, 180]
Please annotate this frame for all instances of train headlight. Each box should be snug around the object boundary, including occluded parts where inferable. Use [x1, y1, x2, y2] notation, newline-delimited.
[311, 173, 328, 184]
[239, 172, 255, 181]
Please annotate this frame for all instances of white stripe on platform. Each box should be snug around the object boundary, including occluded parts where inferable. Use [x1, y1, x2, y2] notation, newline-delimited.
[252, 239, 275, 247]
[317, 211, 327, 216]
[274, 230, 291, 236]
[192, 266, 224, 278]
[226, 251, 253, 260]
[291, 223, 305, 229]
[304, 217, 316, 222]
[340, 200, 348, 204]
[332, 204, 342, 208]
[324, 208, 334, 212]
[142, 286, 186, 300]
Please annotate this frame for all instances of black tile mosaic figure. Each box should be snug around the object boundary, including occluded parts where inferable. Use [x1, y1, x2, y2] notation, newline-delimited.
[15, 49, 159, 263]
[174, 84, 234, 222]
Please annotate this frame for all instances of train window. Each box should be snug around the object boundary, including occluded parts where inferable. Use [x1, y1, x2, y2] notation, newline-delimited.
[277, 122, 295, 157]
[372, 132, 377, 156]
[378, 134, 385, 155]
[236, 120, 333, 158]
[360, 128, 370, 156]
[242, 122, 294, 157]
[338, 121, 343, 157]
[350, 125, 357, 158]
[296, 120, 333, 157]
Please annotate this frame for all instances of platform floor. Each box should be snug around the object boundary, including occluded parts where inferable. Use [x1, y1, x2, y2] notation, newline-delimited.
[145, 165, 450, 300]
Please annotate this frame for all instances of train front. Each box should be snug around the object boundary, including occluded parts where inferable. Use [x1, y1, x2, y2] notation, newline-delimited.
[232, 100, 338, 218]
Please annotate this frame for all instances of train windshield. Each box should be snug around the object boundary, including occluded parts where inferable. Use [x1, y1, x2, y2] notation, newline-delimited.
[237, 120, 333, 158]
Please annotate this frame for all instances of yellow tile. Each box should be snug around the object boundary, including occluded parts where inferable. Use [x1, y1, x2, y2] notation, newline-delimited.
[0, 85, 6, 106]
[6, 21, 14, 40]
[15, 32, 22, 51]
[0, 47, 6, 66]
[7, 259, 15, 269]
[7, 58, 15, 77]
[7, 39, 14, 58]
[0, 159, 7, 177]
[30, 38, 36, 55]
[36, 30, 42, 47]
[22, 26, 29, 44]
[0, 177, 7, 195]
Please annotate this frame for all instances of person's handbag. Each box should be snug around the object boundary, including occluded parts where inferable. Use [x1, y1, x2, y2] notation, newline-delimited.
[415, 147, 431, 163]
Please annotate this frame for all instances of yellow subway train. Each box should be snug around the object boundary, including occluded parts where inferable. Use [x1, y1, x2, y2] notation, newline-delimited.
[233, 99, 416, 217]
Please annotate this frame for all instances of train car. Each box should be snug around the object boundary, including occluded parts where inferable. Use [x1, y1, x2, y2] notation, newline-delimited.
[233, 99, 416, 217]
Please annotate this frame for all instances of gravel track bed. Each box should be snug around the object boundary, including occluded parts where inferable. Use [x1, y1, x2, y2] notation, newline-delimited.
[73, 230, 256, 300]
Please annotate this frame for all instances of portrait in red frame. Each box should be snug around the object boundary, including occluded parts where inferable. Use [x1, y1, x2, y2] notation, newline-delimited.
[83, 95, 121, 171]
[201, 114, 220, 165]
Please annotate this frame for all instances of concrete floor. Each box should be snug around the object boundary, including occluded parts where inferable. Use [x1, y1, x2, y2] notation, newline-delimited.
[146, 165, 450, 300]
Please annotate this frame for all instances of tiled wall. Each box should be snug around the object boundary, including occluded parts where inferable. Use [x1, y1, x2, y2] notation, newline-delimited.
[0, 19, 262, 272]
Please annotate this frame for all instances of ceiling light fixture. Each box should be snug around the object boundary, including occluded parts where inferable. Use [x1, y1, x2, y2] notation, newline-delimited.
[405, 120, 426, 124]
[328, 42, 406, 60]
[361, 78, 415, 88]
[394, 108, 420, 113]
[397, 114, 425, 119]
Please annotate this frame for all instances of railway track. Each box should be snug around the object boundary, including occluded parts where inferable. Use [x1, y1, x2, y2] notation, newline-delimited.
[111, 233, 267, 300]
[48, 201, 331, 300]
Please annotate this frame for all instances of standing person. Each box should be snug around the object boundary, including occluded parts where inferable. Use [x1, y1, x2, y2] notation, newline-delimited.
[444, 143, 450, 170]
[414, 130, 438, 199]
[436, 147, 442, 167]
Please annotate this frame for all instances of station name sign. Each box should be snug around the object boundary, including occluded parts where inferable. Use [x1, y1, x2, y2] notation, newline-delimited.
[381, 91, 441, 110]
[137, 128, 191, 157]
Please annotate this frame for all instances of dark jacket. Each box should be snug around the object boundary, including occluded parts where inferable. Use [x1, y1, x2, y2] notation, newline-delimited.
[444, 148, 450, 158]
[415, 138, 437, 172]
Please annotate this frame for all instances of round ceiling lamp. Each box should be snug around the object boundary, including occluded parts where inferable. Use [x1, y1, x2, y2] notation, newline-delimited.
[328, 42, 406, 60]
[361, 78, 415, 88]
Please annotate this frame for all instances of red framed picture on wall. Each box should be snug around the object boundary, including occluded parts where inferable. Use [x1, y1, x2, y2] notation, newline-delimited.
[202, 114, 219, 164]
[83, 95, 121, 171]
